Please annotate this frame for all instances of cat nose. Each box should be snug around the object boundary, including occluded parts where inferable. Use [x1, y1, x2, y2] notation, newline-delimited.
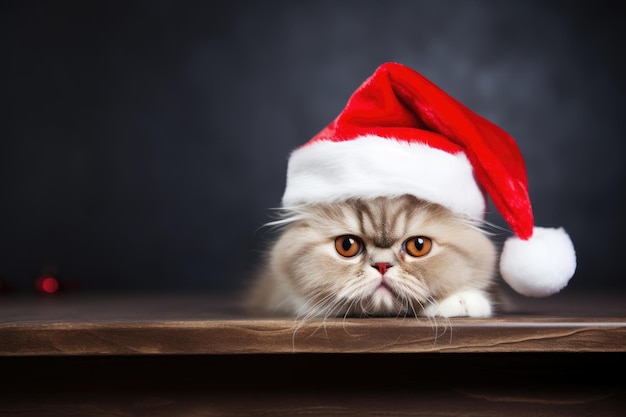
[373, 262, 392, 275]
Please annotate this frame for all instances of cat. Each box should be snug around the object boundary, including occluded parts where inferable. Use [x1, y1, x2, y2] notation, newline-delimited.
[246, 194, 498, 319]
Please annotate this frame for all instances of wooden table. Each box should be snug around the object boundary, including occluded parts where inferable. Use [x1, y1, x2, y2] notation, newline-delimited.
[1, 291, 625, 416]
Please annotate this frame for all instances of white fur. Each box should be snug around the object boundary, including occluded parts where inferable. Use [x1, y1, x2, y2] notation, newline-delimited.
[422, 289, 493, 317]
[500, 226, 576, 297]
[282, 135, 486, 220]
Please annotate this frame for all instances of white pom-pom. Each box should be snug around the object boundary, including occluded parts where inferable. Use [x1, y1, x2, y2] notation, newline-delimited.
[500, 227, 576, 297]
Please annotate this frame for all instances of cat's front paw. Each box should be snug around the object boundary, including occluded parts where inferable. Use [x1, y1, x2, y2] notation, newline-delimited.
[422, 290, 492, 318]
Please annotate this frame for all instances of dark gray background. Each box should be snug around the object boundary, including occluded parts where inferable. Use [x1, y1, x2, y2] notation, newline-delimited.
[2, 0, 625, 296]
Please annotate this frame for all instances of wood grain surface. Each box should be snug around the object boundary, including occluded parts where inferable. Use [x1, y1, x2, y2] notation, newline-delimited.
[1, 292, 625, 355]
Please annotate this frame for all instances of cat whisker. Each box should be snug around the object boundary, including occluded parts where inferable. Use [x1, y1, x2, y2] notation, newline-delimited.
[298, 295, 358, 342]
[291, 296, 338, 350]
[391, 280, 454, 341]
[407, 297, 421, 320]
[392, 293, 409, 319]
[393, 279, 428, 306]
[462, 216, 511, 238]
[335, 278, 374, 302]
[304, 289, 353, 320]
[272, 295, 300, 316]
[402, 294, 417, 319]
[341, 298, 359, 331]
[295, 295, 331, 320]
[419, 294, 454, 343]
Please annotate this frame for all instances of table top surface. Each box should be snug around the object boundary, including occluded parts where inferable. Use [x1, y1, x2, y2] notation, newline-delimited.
[1, 290, 625, 355]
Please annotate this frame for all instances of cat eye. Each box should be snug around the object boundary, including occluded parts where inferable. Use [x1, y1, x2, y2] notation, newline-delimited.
[335, 235, 364, 257]
[403, 236, 432, 257]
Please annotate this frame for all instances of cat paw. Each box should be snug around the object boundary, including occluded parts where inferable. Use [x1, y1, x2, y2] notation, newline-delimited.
[422, 290, 492, 318]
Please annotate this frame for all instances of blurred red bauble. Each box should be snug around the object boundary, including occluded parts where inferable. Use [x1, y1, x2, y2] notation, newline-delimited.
[35, 276, 60, 294]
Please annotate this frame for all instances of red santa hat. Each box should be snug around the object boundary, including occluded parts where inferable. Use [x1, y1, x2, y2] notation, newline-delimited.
[282, 62, 576, 297]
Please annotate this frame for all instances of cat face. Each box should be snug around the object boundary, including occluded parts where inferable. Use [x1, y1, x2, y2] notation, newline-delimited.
[263, 195, 497, 318]
[255, 196, 496, 317]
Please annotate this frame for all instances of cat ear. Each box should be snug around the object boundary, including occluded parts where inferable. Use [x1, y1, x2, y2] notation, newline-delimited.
[500, 227, 576, 297]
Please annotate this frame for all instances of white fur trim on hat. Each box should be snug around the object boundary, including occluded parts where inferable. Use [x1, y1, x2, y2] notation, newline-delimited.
[282, 135, 486, 219]
[500, 226, 576, 297]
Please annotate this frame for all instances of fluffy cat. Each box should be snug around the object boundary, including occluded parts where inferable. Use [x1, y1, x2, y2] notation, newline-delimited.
[247, 194, 498, 318]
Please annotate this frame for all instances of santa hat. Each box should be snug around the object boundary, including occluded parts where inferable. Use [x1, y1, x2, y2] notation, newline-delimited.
[281, 62, 576, 297]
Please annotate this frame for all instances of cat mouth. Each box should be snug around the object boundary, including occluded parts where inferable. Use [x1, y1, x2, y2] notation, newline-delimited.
[375, 281, 399, 298]
[364, 281, 404, 314]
